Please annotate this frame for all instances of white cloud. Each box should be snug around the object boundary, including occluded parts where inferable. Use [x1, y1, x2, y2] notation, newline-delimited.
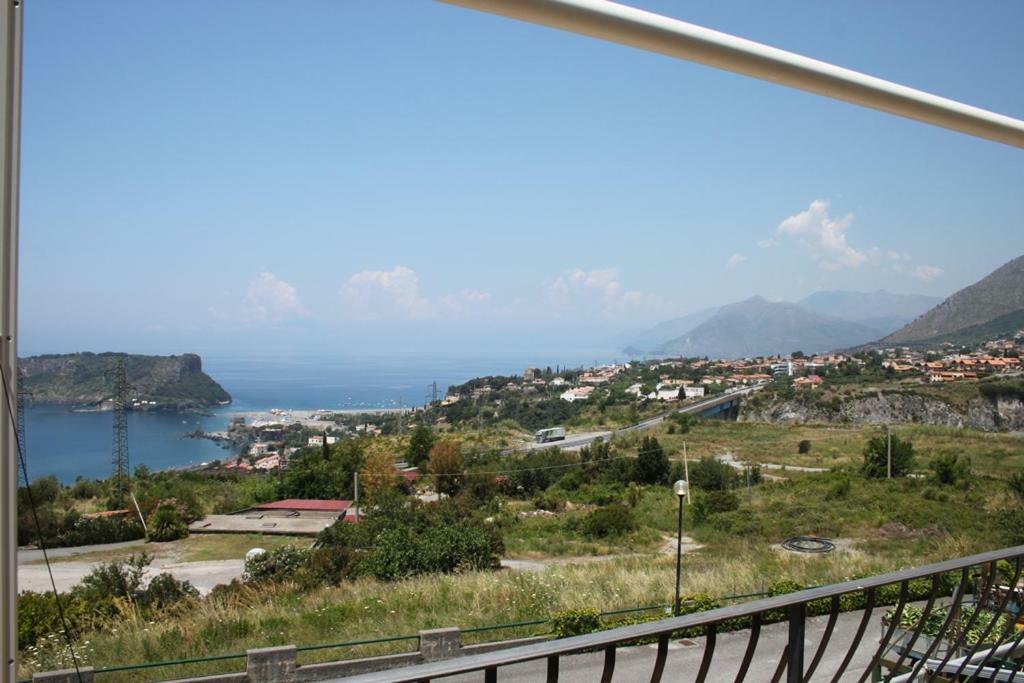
[340, 265, 433, 320]
[773, 199, 867, 270]
[241, 272, 306, 324]
[911, 264, 944, 281]
[757, 238, 780, 249]
[545, 268, 663, 317]
[725, 253, 747, 270]
[439, 289, 491, 313]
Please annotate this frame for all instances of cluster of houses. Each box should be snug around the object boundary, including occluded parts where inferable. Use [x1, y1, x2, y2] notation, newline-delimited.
[881, 338, 1022, 383]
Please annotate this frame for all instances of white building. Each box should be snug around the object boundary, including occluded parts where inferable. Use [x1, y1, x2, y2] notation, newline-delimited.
[560, 386, 595, 402]
[683, 385, 706, 399]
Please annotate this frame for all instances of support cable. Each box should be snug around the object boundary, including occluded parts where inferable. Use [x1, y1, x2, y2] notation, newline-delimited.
[0, 348, 83, 682]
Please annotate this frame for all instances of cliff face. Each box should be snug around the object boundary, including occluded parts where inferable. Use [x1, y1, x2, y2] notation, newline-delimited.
[741, 392, 1024, 432]
[19, 352, 231, 410]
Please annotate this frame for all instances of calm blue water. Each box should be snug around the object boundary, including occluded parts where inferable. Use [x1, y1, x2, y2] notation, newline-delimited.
[22, 352, 609, 483]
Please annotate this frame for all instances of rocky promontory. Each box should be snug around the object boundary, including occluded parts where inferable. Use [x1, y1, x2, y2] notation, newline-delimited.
[19, 352, 231, 411]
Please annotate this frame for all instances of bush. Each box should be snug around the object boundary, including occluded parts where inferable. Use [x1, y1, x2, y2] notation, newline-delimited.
[58, 514, 145, 548]
[147, 503, 189, 542]
[930, 454, 972, 487]
[688, 457, 738, 492]
[862, 435, 914, 478]
[798, 440, 812, 454]
[580, 504, 636, 538]
[1008, 472, 1024, 500]
[690, 490, 740, 524]
[243, 545, 312, 583]
[551, 608, 601, 638]
[16, 591, 91, 651]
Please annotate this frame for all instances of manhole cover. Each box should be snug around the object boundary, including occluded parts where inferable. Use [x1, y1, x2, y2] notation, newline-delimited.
[781, 536, 835, 553]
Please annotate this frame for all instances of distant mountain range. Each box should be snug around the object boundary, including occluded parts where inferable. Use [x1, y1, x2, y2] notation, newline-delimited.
[799, 290, 942, 336]
[879, 255, 1024, 348]
[624, 289, 940, 359]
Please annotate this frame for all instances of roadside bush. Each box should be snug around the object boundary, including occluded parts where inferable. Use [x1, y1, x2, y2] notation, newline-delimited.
[579, 504, 636, 538]
[360, 521, 501, 580]
[16, 592, 91, 651]
[58, 514, 145, 548]
[314, 499, 504, 583]
[690, 490, 740, 524]
[551, 608, 601, 638]
[677, 592, 718, 615]
[244, 545, 312, 583]
[18, 554, 198, 651]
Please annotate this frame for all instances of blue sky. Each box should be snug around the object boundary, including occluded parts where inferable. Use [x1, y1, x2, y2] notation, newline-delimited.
[19, 1, 1024, 355]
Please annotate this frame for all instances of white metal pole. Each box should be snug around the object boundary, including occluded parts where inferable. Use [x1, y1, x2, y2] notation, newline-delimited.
[438, 0, 1024, 149]
[0, 1, 22, 681]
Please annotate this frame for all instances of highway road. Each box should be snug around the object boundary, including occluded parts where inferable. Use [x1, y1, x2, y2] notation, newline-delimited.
[517, 385, 764, 453]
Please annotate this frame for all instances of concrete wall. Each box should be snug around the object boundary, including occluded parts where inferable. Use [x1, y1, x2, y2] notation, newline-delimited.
[31, 629, 550, 683]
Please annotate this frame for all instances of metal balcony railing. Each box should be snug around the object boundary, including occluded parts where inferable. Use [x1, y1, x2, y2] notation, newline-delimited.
[338, 545, 1024, 682]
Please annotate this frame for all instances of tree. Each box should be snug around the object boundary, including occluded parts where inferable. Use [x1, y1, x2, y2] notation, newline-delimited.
[428, 440, 465, 497]
[281, 440, 363, 500]
[635, 436, 669, 485]
[360, 443, 399, 502]
[688, 457, 738, 491]
[862, 435, 914, 478]
[321, 431, 331, 461]
[406, 425, 436, 468]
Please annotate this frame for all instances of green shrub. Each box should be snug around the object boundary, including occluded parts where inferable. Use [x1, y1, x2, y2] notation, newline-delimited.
[16, 592, 91, 651]
[930, 454, 972, 487]
[551, 608, 601, 638]
[58, 514, 145, 548]
[1008, 472, 1024, 500]
[580, 504, 636, 538]
[147, 504, 189, 542]
[244, 545, 312, 583]
[862, 435, 914, 478]
[688, 458, 738, 491]
[690, 490, 740, 524]
[798, 440, 812, 454]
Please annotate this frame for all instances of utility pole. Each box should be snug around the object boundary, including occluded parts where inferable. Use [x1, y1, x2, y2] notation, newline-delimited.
[111, 360, 131, 509]
[886, 424, 892, 479]
[0, 3, 23, 679]
[353, 471, 360, 524]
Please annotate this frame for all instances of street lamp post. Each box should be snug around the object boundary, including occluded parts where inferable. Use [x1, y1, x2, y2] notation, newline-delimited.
[673, 479, 689, 616]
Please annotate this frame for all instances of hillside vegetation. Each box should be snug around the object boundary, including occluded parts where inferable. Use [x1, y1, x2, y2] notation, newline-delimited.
[20, 352, 231, 410]
[883, 254, 1024, 346]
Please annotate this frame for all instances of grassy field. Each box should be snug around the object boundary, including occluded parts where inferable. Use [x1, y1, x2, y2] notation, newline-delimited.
[20, 530, 1000, 682]
[18, 421, 1024, 680]
[641, 420, 1024, 476]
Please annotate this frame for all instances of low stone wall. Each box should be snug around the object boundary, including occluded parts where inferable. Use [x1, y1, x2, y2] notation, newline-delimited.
[31, 629, 549, 683]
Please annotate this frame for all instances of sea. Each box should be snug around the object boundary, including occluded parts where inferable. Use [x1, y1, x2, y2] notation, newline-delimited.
[22, 352, 614, 483]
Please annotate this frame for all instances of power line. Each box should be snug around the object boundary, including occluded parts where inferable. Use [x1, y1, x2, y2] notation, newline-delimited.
[0, 348, 84, 682]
